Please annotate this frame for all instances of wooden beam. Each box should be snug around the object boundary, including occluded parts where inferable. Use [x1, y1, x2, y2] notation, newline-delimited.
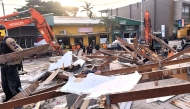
[101, 57, 190, 76]
[99, 50, 135, 63]
[140, 66, 189, 81]
[118, 43, 133, 57]
[86, 55, 114, 59]
[0, 44, 50, 64]
[108, 83, 190, 104]
[71, 94, 87, 109]
[116, 36, 157, 63]
[162, 47, 190, 62]
[149, 34, 177, 53]
[10, 81, 39, 100]
[31, 82, 66, 96]
[42, 69, 61, 86]
[139, 44, 163, 60]
[133, 37, 138, 59]
[100, 59, 111, 70]
[0, 91, 68, 109]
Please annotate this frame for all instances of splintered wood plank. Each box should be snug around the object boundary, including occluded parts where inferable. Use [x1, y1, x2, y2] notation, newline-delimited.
[0, 91, 68, 109]
[80, 99, 91, 109]
[139, 44, 163, 60]
[109, 83, 190, 104]
[116, 36, 157, 63]
[10, 81, 39, 100]
[170, 73, 189, 81]
[162, 47, 190, 62]
[133, 37, 138, 59]
[43, 69, 61, 86]
[71, 94, 87, 109]
[149, 34, 177, 53]
[0, 44, 49, 64]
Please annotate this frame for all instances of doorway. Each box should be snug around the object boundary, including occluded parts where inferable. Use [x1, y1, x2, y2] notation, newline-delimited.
[74, 37, 83, 45]
[88, 36, 96, 47]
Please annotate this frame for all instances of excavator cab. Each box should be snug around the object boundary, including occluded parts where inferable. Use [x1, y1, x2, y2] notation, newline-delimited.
[151, 32, 162, 51]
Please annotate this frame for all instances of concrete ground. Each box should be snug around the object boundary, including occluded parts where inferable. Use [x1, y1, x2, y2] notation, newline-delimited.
[131, 78, 187, 109]
[0, 40, 184, 108]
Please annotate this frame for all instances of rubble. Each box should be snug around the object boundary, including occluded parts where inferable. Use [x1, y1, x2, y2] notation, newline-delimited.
[1, 39, 190, 109]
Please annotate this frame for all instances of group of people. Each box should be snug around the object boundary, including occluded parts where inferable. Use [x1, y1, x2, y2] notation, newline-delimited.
[82, 44, 100, 55]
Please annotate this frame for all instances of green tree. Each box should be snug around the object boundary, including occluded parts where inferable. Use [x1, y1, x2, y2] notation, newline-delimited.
[81, 2, 93, 18]
[99, 17, 120, 43]
[14, 0, 79, 18]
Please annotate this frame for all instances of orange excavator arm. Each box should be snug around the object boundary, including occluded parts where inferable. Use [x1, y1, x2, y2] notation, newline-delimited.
[0, 8, 59, 51]
[144, 10, 152, 45]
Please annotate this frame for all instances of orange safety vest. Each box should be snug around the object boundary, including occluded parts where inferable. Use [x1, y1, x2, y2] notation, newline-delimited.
[142, 49, 145, 54]
[77, 45, 80, 49]
[103, 44, 107, 49]
[72, 45, 75, 50]
[168, 51, 174, 57]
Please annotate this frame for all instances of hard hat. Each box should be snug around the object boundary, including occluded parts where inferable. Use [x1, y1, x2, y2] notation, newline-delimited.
[0, 25, 5, 30]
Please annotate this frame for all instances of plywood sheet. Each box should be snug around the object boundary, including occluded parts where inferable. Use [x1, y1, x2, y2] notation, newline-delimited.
[60, 71, 142, 99]
[48, 51, 72, 71]
[43, 69, 60, 85]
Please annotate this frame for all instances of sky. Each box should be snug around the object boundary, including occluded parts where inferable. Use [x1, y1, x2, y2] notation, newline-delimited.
[0, 0, 141, 17]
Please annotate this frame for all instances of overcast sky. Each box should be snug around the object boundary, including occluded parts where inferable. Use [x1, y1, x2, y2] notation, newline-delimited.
[0, 0, 141, 17]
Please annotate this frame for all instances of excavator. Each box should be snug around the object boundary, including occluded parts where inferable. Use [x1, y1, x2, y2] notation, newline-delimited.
[141, 10, 162, 52]
[0, 8, 61, 55]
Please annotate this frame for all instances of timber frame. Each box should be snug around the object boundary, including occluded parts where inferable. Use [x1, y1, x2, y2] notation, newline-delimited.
[2, 38, 190, 108]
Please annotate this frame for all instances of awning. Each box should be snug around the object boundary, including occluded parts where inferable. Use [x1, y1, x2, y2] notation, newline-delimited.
[87, 32, 99, 35]
[99, 32, 110, 35]
[55, 34, 71, 38]
[72, 34, 86, 37]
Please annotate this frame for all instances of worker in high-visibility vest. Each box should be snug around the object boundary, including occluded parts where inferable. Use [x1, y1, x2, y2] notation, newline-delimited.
[103, 43, 107, 49]
[141, 49, 145, 54]
[168, 50, 174, 57]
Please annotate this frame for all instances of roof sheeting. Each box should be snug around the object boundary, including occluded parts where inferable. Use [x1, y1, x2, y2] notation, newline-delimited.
[114, 16, 141, 25]
[54, 16, 101, 25]
[59, 71, 142, 99]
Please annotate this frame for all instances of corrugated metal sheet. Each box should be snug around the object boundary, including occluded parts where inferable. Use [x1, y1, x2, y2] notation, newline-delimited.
[54, 16, 101, 25]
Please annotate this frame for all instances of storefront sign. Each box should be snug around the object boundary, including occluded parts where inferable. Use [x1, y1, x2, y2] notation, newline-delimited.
[119, 20, 126, 25]
[126, 26, 135, 30]
[78, 27, 93, 33]
[161, 25, 165, 37]
[113, 30, 120, 33]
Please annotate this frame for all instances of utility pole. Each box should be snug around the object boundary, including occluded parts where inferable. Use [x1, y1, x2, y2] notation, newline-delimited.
[1, 0, 8, 36]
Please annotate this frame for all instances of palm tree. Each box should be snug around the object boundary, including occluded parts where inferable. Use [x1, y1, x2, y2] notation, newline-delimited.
[99, 17, 120, 43]
[81, 2, 93, 18]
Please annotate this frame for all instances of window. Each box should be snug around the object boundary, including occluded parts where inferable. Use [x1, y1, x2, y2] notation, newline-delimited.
[57, 37, 70, 46]
[182, 6, 189, 13]
[100, 35, 109, 44]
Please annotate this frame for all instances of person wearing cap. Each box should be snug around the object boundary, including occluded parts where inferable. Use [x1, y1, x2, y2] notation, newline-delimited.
[0, 25, 23, 102]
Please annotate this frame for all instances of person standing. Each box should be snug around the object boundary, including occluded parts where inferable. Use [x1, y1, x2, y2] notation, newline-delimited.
[89, 44, 93, 54]
[83, 46, 86, 54]
[0, 35, 23, 102]
[87, 45, 90, 55]
[95, 44, 100, 50]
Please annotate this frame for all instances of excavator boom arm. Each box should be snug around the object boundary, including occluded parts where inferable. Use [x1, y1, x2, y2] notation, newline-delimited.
[0, 8, 59, 51]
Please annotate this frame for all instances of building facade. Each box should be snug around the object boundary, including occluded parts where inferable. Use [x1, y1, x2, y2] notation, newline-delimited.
[113, 16, 141, 41]
[100, 0, 186, 39]
[52, 16, 109, 48]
